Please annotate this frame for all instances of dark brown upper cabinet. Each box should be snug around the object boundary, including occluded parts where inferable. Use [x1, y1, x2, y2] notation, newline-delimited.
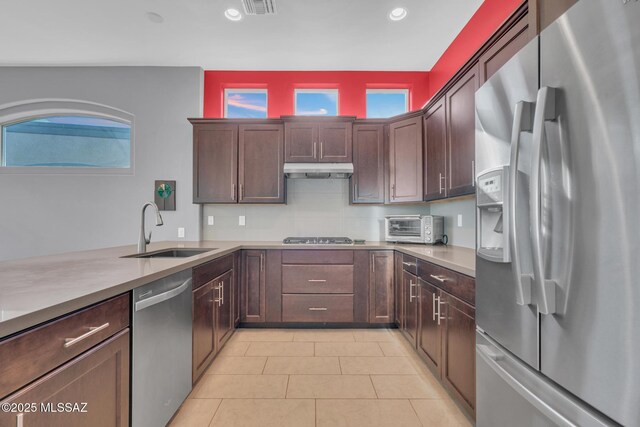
[192, 123, 238, 203]
[284, 117, 354, 163]
[190, 119, 285, 204]
[479, 12, 531, 84]
[423, 98, 448, 202]
[389, 115, 423, 203]
[351, 123, 385, 204]
[446, 64, 478, 198]
[530, 0, 577, 34]
[238, 124, 285, 203]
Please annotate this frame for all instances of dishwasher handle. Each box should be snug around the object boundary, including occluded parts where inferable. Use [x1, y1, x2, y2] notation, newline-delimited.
[135, 277, 192, 311]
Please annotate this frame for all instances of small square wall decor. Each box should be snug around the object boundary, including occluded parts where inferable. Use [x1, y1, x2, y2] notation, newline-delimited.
[155, 180, 176, 211]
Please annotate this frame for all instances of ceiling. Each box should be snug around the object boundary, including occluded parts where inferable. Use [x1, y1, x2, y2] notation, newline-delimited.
[0, 0, 484, 70]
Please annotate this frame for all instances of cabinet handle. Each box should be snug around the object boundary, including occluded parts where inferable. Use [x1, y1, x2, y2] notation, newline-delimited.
[432, 293, 437, 321]
[313, 142, 317, 159]
[438, 297, 447, 325]
[439, 173, 445, 194]
[232, 184, 236, 201]
[409, 281, 417, 302]
[16, 413, 23, 427]
[402, 261, 416, 267]
[371, 253, 375, 273]
[64, 323, 110, 348]
[472, 160, 476, 187]
[308, 279, 327, 283]
[221, 281, 224, 305]
[429, 274, 447, 283]
[320, 142, 324, 159]
[308, 307, 328, 311]
[260, 253, 264, 271]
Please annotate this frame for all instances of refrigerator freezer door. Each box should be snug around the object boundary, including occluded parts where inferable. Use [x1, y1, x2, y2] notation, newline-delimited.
[475, 37, 539, 368]
[476, 332, 616, 427]
[540, 1, 640, 425]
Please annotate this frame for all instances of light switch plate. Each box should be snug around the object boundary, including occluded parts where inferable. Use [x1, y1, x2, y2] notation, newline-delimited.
[177, 227, 185, 238]
[457, 214, 463, 227]
[208, 216, 214, 226]
[239, 216, 246, 226]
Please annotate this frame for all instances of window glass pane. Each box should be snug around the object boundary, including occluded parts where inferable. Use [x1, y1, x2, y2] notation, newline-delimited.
[366, 91, 408, 118]
[2, 116, 131, 168]
[295, 90, 338, 116]
[225, 90, 268, 118]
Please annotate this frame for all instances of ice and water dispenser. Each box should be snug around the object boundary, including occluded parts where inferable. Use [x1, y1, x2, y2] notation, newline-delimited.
[477, 166, 510, 263]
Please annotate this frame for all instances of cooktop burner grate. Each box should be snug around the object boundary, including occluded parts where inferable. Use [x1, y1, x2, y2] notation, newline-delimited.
[283, 237, 353, 245]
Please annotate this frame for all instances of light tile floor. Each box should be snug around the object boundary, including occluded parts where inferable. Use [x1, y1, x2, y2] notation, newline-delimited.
[169, 328, 472, 427]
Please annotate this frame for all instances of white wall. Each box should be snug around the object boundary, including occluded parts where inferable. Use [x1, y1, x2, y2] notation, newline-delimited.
[428, 196, 476, 248]
[0, 67, 203, 261]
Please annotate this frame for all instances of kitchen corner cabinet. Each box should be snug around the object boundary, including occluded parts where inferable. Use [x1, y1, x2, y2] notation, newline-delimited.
[389, 115, 423, 203]
[369, 251, 394, 323]
[423, 98, 448, 201]
[284, 118, 353, 163]
[351, 123, 385, 204]
[190, 120, 285, 204]
[241, 250, 266, 323]
[446, 64, 479, 197]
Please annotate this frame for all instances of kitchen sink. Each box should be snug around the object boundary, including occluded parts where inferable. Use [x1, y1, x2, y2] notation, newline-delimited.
[122, 248, 216, 259]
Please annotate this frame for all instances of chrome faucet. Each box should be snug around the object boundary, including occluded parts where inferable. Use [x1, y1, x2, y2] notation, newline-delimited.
[138, 202, 164, 253]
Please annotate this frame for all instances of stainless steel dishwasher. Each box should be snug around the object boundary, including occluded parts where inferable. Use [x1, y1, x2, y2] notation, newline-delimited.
[132, 270, 192, 427]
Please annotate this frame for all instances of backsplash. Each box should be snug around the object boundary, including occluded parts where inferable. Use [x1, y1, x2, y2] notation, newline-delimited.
[202, 180, 476, 248]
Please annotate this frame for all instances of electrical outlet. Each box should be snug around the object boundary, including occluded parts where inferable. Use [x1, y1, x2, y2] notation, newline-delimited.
[208, 216, 214, 226]
[177, 227, 185, 238]
[239, 216, 246, 226]
[457, 214, 463, 227]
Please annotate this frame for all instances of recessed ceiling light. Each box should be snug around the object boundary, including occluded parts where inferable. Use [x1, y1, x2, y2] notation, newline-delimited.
[389, 7, 407, 21]
[146, 12, 164, 24]
[225, 8, 243, 21]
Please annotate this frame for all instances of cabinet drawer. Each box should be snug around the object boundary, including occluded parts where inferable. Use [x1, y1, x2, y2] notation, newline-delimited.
[282, 295, 354, 322]
[282, 265, 354, 294]
[0, 293, 130, 399]
[282, 250, 353, 265]
[193, 254, 234, 289]
[401, 254, 418, 275]
[418, 259, 475, 306]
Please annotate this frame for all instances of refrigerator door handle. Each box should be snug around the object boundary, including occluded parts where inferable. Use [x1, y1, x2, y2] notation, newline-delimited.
[531, 87, 558, 315]
[509, 101, 534, 306]
[477, 343, 575, 427]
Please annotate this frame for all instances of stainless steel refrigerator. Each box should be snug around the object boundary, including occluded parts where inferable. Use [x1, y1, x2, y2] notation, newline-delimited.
[475, 0, 640, 425]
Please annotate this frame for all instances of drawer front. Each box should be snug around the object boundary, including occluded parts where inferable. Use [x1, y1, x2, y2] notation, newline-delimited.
[282, 295, 354, 322]
[0, 293, 130, 399]
[282, 250, 354, 265]
[193, 253, 234, 289]
[418, 259, 474, 305]
[402, 254, 418, 275]
[282, 265, 354, 294]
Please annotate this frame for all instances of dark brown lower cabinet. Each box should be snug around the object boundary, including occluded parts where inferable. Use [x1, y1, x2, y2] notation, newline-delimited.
[369, 251, 394, 323]
[192, 281, 215, 382]
[0, 330, 130, 427]
[242, 250, 266, 322]
[402, 270, 419, 346]
[418, 279, 443, 375]
[394, 252, 403, 327]
[233, 251, 241, 327]
[442, 292, 476, 417]
[214, 270, 234, 350]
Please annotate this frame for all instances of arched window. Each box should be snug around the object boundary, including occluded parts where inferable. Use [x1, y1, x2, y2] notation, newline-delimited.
[0, 99, 133, 173]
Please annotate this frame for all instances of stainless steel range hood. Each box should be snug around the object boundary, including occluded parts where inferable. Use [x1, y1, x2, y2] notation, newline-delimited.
[284, 163, 353, 179]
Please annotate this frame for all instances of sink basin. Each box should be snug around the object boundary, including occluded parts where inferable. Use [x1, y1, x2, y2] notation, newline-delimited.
[122, 248, 216, 259]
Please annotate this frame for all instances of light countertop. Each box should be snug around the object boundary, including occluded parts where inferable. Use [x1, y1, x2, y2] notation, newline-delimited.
[0, 240, 475, 339]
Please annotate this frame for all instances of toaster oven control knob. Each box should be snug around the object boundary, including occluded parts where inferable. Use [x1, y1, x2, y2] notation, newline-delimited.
[426, 230, 431, 235]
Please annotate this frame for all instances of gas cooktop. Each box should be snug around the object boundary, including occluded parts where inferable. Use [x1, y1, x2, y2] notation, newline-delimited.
[282, 237, 354, 245]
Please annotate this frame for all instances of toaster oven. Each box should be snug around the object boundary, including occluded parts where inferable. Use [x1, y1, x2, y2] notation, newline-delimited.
[384, 215, 444, 244]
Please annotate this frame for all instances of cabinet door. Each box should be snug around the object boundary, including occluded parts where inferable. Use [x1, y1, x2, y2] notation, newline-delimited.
[193, 281, 215, 381]
[215, 271, 234, 350]
[479, 15, 530, 83]
[0, 330, 129, 427]
[402, 271, 419, 346]
[394, 252, 403, 327]
[423, 98, 448, 201]
[318, 122, 352, 163]
[418, 279, 442, 376]
[446, 65, 478, 197]
[442, 292, 476, 417]
[193, 124, 238, 203]
[352, 124, 384, 204]
[233, 251, 241, 327]
[238, 124, 285, 203]
[369, 251, 394, 323]
[389, 116, 423, 203]
[285, 122, 318, 162]
[242, 250, 266, 322]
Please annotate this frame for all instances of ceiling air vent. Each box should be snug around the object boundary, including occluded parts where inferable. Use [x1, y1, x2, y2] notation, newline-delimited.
[241, 0, 277, 15]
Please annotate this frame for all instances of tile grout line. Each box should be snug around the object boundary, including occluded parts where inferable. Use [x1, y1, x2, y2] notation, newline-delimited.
[285, 374, 290, 399]
[369, 375, 379, 399]
[206, 398, 224, 427]
[408, 399, 427, 427]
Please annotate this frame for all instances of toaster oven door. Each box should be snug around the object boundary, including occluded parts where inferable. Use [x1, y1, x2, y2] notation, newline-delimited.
[386, 217, 424, 242]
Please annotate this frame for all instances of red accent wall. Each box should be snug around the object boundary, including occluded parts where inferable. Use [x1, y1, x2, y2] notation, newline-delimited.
[203, 71, 429, 118]
[427, 0, 524, 98]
